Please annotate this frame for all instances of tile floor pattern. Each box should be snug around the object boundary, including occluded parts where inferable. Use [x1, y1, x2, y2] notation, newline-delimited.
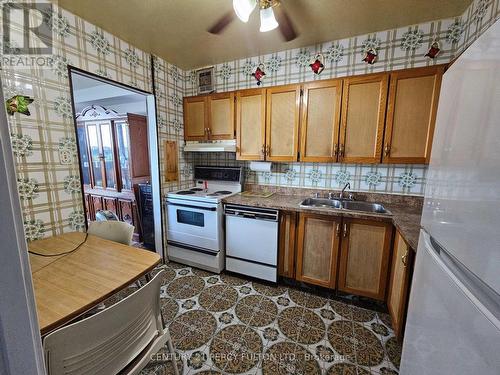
[104, 263, 402, 375]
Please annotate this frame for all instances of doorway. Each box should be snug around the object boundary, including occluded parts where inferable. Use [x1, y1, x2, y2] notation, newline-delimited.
[68, 67, 163, 256]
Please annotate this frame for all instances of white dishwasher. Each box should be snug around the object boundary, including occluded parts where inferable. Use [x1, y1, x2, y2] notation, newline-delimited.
[224, 204, 279, 282]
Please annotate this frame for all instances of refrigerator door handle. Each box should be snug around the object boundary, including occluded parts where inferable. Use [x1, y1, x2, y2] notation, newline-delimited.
[426, 232, 500, 327]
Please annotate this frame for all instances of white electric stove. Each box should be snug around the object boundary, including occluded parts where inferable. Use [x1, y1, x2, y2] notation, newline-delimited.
[165, 166, 243, 273]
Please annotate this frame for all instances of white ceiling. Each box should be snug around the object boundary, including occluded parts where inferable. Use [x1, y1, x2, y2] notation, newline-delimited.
[57, 0, 472, 69]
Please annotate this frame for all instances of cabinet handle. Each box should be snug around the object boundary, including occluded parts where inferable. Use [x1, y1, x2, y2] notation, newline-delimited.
[336, 223, 340, 237]
[266, 145, 270, 156]
[261, 144, 266, 156]
[339, 144, 345, 158]
[333, 143, 338, 156]
[384, 144, 391, 157]
[402, 251, 409, 267]
[343, 223, 348, 237]
[207, 128, 212, 138]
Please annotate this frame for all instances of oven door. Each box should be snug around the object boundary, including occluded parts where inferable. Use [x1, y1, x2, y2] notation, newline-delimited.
[166, 198, 221, 252]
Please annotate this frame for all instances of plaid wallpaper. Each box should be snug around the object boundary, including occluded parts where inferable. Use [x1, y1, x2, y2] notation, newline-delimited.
[184, 0, 500, 196]
[1, 0, 498, 240]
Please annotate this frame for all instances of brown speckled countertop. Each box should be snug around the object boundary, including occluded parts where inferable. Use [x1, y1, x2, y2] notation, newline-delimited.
[223, 188, 422, 251]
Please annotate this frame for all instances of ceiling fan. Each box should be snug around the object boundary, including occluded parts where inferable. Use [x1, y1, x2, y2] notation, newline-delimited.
[208, 0, 298, 41]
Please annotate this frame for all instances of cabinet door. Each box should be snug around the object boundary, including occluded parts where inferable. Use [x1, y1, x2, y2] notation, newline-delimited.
[387, 230, 413, 339]
[118, 199, 134, 227]
[184, 96, 208, 141]
[208, 92, 235, 140]
[383, 65, 444, 164]
[127, 114, 150, 181]
[102, 196, 119, 218]
[236, 89, 266, 160]
[339, 74, 388, 163]
[296, 212, 341, 288]
[338, 219, 393, 300]
[91, 195, 103, 215]
[300, 79, 343, 162]
[278, 211, 297, 279]
[265, 85, 301, 162]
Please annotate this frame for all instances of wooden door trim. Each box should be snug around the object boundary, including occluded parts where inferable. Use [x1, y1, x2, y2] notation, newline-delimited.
[295, 212, 340, 288]
[278, 211, 297, 279]
[236, 88, 266, 161]
[300, 79, 343, 162]
[183, 95, 208, 141]
[265, 84, 301, 162]
[339, 73, 389, 164]
[338, 218, 393, 300]
[383, 65, 445, 164]
[207, 91, 235, 140]
[387, 230, 414, 339]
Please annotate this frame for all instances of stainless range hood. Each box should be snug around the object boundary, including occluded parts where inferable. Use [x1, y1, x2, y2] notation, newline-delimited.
[183, 140, 236, 152]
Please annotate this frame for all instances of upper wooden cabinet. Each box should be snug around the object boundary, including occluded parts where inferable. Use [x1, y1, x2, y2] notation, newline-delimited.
[383, 66, 444, 163]
[300, 80, 343, 162]
[266, 85, 301, 162]
[184, 96, 207, 141]
[387, 230, 413, 339]
[184, 93, 235, 141]
[236, 89, 266, 160]
[296, 212, 341, 288]
[339, 73, 389, 163]
[207, 92, 235, 140]
[338, 218, 393, 300]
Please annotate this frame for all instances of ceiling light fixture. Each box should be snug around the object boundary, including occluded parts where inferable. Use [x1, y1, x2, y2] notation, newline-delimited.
[259, 6, 278, 32]
[233, 0, 280, 33]
[233, 0, 257, 23]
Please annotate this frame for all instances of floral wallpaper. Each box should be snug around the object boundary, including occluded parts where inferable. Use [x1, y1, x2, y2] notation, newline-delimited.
[184, 0, 500, 196]
[0, 1, 190, 240]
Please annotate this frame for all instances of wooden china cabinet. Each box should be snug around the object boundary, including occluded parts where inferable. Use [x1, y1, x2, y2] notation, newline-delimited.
[76, 105, 150, 237]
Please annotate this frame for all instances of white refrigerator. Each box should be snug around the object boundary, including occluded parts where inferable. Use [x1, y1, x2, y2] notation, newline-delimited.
[400, 20, 500, 374]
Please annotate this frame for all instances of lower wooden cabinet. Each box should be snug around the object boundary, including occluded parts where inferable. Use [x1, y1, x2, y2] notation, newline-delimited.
[387, 230, 413, 339]
[278, 211, 297, 278]
[338, 218, 393, 300]
[295, 212, 341, 288]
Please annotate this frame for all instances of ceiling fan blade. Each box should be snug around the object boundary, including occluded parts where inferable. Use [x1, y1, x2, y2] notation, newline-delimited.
[274, 5, 297, 42]
[208, 10, 235, 34]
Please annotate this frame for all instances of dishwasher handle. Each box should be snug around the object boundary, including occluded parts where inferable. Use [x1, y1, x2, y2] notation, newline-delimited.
[225, 206, 279, 222]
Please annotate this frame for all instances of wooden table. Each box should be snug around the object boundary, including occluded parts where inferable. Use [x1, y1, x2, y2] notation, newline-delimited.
[28, 232, 161, 336]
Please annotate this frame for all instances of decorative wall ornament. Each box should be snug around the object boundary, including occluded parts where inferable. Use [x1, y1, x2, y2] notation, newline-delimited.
[6, 95, 34, 116]
[169, 66, 180, 82]
[51, 54, 71, 78]
[94, 68, 110, 78]
[218, 64, 232, 80]
[401, 29, 424, 50]
[63, 175, 81, 195]
[171, 118, 183, 132]
[362, 48, 378, 64]
[361, 38, 381, 53]
[284, 168, 297, 182]
[53, 96, 73, 118]
[262, 171, 272, 183]
[152, 56, 164, 72]
[309, 53, 325, 75]
[296, 49, 311, 68]
[266, 56, 282, 72]
[473, 0, 491, 22]
[88, 30, 111, 55]
[365, 171, 382, 187]
[446, 22, 465, 44]
[58, 137, 77, 165]
[124, 48, 140, 67]
[325, 43, 344, 63]
[181, 165, 193, 178]
[68, 210, 86, 230]
[335, 170, 351, 186]
[17, 178, 39, 200]
[10, 133, 33, 157]
[425, 40, 441, 58]
[242, 60, 255, 76]
[169, 94, 182, 107]
[251, 63, 266, 85]
[309, 169, 322, 184]
[196, 66, 215, 94]
[24, 219, 44, 241]
[399, 172, 417, 188]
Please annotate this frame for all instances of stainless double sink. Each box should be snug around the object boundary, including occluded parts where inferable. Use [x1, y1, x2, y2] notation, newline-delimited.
[300, 198, 391, 215]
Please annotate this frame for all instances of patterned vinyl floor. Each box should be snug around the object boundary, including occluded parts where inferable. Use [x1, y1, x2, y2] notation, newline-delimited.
[105, 262, 402, 375]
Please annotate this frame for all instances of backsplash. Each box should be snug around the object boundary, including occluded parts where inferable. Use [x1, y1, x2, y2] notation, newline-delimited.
[183, 0, 500, 197]
[188, 153, 427, 196]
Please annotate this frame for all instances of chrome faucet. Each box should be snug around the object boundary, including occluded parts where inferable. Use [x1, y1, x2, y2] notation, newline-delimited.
[339, 182, 351, 200]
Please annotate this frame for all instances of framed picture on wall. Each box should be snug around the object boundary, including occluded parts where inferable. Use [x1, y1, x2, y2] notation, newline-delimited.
[197, 66, 215, 94]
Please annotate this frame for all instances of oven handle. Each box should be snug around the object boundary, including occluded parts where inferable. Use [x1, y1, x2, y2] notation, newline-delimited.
[166, 201, 217, 211]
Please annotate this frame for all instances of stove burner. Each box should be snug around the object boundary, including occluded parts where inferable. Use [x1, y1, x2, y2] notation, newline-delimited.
[190, 188, 203, 191]
[214, 191, 232, 195]
[176, 190, 195, 195]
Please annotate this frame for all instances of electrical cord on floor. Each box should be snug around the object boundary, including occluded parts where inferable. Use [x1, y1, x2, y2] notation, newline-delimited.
[28, 233, 89, 257]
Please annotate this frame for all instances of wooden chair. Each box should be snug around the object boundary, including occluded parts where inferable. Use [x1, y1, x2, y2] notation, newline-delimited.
[43, 270, 178, 375]
[87, 221, 135, 246]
